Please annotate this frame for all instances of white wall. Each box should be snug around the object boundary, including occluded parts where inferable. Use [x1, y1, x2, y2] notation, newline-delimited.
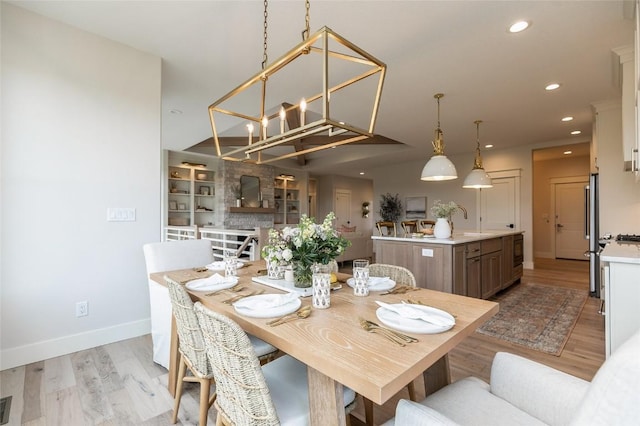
[1, 4, 162, 370]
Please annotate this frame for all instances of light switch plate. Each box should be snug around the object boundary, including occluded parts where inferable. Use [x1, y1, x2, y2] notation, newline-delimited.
[107, 208, 136, 222]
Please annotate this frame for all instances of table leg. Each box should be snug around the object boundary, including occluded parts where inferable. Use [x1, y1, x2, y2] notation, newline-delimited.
[422, 354, 451, 396]
[168, 315, 179, 397]
[307, 366, 346, 426]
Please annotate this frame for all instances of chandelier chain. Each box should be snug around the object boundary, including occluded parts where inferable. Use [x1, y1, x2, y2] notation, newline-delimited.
[262, 0, 268, 70]
[302, 0, 310, 41]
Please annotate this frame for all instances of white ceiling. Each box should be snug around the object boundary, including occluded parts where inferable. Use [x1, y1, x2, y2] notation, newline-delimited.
[11, 0, 634, 176]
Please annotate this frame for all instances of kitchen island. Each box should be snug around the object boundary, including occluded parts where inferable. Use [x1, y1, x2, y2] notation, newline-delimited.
[373, 230, 524, 299]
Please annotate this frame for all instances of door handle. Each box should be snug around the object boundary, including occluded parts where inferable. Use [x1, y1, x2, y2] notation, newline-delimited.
[506, 224, 514, 229]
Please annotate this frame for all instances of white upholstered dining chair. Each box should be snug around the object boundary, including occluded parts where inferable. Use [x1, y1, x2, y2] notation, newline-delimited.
[194, 302, 358, 425]
[143, 239, 215, 369]
[165, 277, 278, 425]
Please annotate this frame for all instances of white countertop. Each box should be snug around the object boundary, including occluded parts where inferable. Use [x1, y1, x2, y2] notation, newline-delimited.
[601, 242, 640, 265]
[371, 230, 523, 245]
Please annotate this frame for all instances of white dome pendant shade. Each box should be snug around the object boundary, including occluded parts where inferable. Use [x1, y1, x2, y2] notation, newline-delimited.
[462, 120, 493, 188]
[421, 93, 458, 181]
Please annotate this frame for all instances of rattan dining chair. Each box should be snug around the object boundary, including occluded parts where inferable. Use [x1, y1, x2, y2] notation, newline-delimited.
[363, 263, 418, 426]
[165, 277, 278, 425]
[194, 302, 357, 426]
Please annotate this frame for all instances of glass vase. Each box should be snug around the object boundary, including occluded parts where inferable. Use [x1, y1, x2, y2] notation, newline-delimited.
[293, 260, 314, 288]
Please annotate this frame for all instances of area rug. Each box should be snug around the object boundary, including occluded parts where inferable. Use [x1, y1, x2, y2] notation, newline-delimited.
[477, 283, 588, 356]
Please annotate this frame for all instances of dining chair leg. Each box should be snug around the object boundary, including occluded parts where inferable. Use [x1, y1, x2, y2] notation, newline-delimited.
[199, 377, 211, 426]
[407, 380, 417, 401]
[172, 354, 187, 424]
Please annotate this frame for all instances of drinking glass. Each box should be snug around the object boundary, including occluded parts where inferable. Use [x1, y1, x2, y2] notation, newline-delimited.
[312, 264, 331, 309]
[224, 249, 237, 279]
[352, 259, 370, 296]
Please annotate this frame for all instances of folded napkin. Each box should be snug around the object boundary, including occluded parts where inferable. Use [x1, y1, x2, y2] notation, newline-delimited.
[234, 293, 299, 311]
[369, 276, 391, 287]
[375, 301, 455, 327]
[205, 261, 226, 271]
[186, 273, 233, 291]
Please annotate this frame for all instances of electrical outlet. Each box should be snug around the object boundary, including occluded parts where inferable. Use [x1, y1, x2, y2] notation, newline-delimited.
[76, 301, 88, 317]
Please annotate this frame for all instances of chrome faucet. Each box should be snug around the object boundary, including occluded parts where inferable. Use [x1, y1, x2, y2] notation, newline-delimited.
[451, 204, 468, 233]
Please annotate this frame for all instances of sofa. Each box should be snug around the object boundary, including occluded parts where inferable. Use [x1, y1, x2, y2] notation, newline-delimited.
[335, 230, 373, 263]
[383, 329, 640, 426]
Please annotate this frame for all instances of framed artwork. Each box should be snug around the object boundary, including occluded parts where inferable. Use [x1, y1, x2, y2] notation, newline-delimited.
[169, 201, 177, 210]
[406, 197, 427, 219]
[199, 186, 210, 196]
[178, 203, 187, 210]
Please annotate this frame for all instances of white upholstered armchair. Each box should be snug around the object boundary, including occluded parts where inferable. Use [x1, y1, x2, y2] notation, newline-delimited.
[384, 329, 640, 426]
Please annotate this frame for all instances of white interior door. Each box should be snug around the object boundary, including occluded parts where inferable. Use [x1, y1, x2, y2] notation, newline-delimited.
[554, 181, 589, 260]
[335, 189, 351, 226]
[479, 173, 519, 231]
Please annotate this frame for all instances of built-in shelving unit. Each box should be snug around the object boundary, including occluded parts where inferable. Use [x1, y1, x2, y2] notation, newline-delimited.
[168, 166, 215, 227]
[274, 176, 300, 225]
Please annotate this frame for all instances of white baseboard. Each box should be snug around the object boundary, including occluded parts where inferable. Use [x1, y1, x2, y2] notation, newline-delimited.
[0, 319, 151, 371]
[524, 260, 534, 270]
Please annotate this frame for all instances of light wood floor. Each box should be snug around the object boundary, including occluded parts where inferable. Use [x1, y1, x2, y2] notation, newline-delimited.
[1, 259, 603, 425]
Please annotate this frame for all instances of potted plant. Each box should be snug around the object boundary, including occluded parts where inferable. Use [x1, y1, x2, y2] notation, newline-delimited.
[430, 200, 458, 238]
[379, 193, 403, 223]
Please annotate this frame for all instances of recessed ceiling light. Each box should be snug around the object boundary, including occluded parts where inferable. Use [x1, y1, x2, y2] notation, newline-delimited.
[564, 150, 572, 155]
[170, 109, 183, 114]
[545, 83, 561, 91]
[509, 20, 530, 33]
[359, 172, 365, 175]
[561, 116, 573, 122]
[571, 130, 581, 135]
[484, 144, 494, 149]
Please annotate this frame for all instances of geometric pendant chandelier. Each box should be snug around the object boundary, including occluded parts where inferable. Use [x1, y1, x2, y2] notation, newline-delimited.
[208, 1, 386, 165]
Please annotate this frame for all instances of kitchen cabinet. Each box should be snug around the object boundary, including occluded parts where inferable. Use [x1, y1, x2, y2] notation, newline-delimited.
[602, 243, 640, 357]
[274, 176, 300, 225]
[480, 238, 503, 299]
[465, 242, 482, 299]
[168, 166, 215, 227]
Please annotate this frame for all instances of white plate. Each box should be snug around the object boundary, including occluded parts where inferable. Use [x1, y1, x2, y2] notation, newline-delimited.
[205, 261, 245, 271]
[185, 276, 239, 292]
[233, 294, 302, 318]
[376, 304, 455, 334]
[346, 277, 396, 291]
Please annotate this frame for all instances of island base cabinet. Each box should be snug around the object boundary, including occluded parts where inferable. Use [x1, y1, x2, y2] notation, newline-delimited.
[374, 240, 451, 292]
[374, 233, 522, 300]
[410, 245, 452, 293]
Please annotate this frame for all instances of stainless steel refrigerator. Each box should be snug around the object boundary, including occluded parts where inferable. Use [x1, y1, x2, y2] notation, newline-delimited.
[585, 173, 600, 297]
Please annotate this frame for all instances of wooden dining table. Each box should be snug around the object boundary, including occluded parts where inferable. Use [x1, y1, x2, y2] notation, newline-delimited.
[150, 261, 498, 426]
